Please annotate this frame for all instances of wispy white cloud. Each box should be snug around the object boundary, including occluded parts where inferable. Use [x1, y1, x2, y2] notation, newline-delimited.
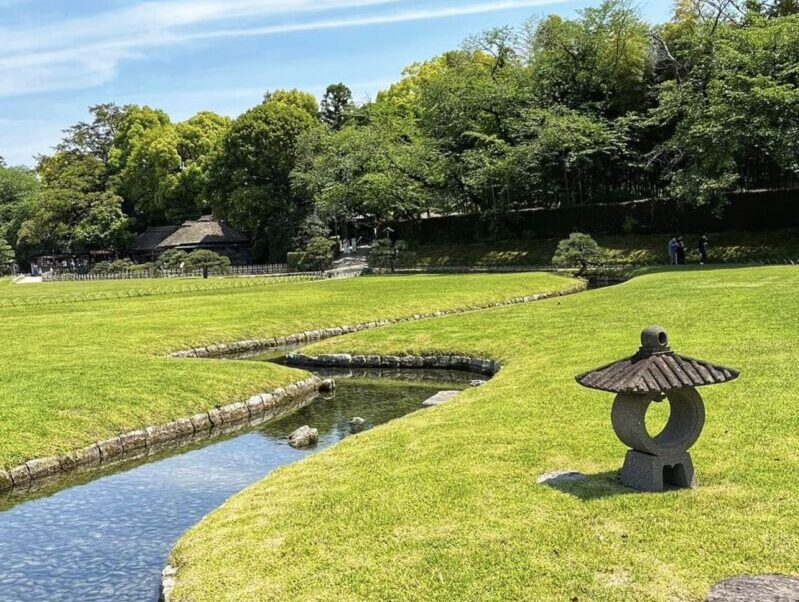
[0, 0, 566, 97]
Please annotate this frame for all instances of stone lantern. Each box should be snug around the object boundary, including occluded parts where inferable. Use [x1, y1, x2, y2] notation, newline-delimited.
[576, 326, 739, 492]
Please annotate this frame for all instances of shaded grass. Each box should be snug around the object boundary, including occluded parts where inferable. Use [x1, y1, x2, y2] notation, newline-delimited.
[0, 272, 571, 467]
[171, 266, 799, 602]
[414, 229, 799, 267]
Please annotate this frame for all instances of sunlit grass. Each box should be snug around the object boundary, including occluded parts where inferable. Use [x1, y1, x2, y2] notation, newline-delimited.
[0, 272, 571, 467]
[172, 266, 799, 602]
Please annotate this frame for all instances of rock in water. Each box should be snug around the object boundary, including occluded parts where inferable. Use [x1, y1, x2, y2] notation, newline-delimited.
[349, 417, 366, 431]
[422, 390, 460, 407]
[319, 379, 336, 393]
[288, 425, 319, 448]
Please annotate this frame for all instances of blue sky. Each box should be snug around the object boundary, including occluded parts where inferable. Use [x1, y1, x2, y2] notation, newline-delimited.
[0, 0, 672, 166]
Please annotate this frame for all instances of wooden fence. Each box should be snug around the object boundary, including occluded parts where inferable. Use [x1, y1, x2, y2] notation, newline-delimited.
[43, 264, 289, 282]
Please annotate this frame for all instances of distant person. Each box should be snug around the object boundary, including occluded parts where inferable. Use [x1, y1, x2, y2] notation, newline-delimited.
[698, 235, 709, 264]
[667, 236, 677, 264]
[675, 236, 686, 265]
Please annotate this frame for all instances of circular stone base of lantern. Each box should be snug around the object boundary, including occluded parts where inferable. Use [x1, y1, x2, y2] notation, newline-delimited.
[706, 575, 799, 601]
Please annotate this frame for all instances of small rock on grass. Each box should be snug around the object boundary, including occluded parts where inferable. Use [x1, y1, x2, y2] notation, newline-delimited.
[537, 470, 586, 485]
[288, 425, 319, 449]
[706, 575, 799, 601]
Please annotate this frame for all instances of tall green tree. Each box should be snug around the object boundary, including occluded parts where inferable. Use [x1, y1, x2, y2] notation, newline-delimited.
[526, 0, 653, 117]
[264, 89, 319, 118]
[293, 101, 447, 233]
[57, 103, 126, 164]
[113, 111, 230, 225]
[0, 164, 39, 255]
[320, 83, 355, 130]
[19, 153, 130, 256]
[208, 97, 321, 261]
[652, 10, 799, 204]
[108, 105, 171, 207]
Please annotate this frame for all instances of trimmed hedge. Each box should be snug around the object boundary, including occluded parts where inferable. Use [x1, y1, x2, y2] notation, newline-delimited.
[393, 189, 799, 244]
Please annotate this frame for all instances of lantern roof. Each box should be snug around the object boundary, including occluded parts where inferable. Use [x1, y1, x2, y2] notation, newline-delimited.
[575, 326, 739, 395]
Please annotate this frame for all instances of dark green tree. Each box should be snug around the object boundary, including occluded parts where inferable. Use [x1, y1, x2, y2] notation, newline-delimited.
[57, 103, 126, 164]
[552, 232, 606, 275]
[0, 237, 15, 274]
[320, 83, 355, 130]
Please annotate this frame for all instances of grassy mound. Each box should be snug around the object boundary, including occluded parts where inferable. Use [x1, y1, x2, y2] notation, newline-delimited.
[0, 272, 571, 468]
[171, 266, 799, 602]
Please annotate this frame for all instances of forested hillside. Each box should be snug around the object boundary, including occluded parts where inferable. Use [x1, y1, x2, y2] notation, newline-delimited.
[1, 0, 798, 265]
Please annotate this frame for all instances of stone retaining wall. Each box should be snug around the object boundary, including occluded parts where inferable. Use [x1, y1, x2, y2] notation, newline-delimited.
[0, 376, 321, 495]
[169, 281, 586, 359]
[286, 352, 501, 376]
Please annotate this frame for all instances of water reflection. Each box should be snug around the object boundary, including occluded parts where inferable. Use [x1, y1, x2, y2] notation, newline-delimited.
[0, 374, 469, 602]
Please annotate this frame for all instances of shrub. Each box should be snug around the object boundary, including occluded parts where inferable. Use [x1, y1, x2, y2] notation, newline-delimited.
[89, 261, 113, 274]
[0, 238, 15, 275]
[130, 262, 156, 273]
[288, 236, 333, 272]
[622, 215, 639, 235]
[157, 249, 189, 271]
[293, 215, 330, 249]
[183, 250, 231, 274]
[287, 252, 303, 272]
[111, 258, 134, 272]
[552, 232, 605, 276]
[368, 239, 417, 271]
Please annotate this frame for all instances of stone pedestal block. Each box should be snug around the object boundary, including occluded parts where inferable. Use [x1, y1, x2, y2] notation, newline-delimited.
[620, 449, 696, 492]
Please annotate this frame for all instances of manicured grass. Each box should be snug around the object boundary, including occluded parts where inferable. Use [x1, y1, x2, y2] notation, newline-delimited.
[414, 229, 799, 267]
[0, 274, 319, 305]
[0, 272, 572, 468]
[171, 266, 799, 602]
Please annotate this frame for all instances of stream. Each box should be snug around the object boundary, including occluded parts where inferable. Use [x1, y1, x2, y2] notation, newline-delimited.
[0, 361, 478, 602]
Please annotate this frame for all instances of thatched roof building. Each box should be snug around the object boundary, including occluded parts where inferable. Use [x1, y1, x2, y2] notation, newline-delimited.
[130, 216, 251, 264]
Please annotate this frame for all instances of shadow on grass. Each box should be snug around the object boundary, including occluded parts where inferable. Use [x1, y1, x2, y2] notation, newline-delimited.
[543, 469, 699, 499]
[541, 470, 638, 500]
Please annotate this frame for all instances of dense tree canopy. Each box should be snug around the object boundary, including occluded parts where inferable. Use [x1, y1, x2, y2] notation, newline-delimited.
[112, 111, 230, 225]
[207, 95, 321, 261]
[0, 165, 39, 252]
[2, 0, 799, 265]
[18, 153, 130, 256]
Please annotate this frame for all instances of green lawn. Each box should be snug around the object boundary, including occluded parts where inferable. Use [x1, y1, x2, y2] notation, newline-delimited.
[171, 266, 799, 602]
[0, 274, 320, 306]
[414, 229, 799, 267]
[0, 272, 571, 468]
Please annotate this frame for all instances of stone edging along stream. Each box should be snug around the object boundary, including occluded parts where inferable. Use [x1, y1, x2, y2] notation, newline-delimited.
[286, 351, 502, 375]
[1, 279, 585, 495]
[0, 376, 322, 495]
[168, 281, 587, 359]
